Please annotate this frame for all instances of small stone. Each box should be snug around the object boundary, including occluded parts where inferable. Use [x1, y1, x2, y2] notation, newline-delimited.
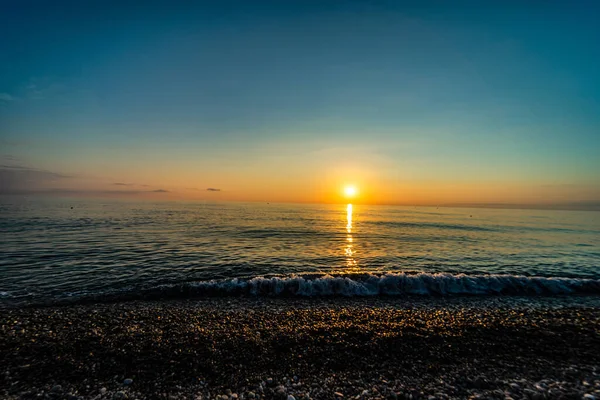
[334, 393, 344, 398]
[267, 378, 274, 386]
[124, 379, 133, 386]
[231, 394, 238, 399]
[113, 392, 127, 400]
[247, 392, 256, 399]
[473, 377, 487, 389]
[100, 388, 107, 395]
[583, 395, 596, 400]
[51, 385, 63, 393]
[287, 396, 296, 400]
[275, 386, 287, 397]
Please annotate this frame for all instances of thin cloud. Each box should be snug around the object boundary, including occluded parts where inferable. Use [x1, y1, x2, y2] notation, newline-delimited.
[0, 165, 71, 194]
[25, 79, 66, 100]
[0, 93, 13, 102]
[0, 164, 70, 178]
[28, 189, 143, 196]
[206, 188, 221, 192]
[2, 188, 178, 196]
[113, 182, 134, 186]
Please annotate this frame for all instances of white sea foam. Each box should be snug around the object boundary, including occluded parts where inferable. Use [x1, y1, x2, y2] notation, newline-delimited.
[160, 272, 600, 298]
[14, 272, 597, 306]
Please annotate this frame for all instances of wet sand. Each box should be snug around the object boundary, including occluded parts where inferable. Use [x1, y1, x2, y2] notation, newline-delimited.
[1, 297, 599, 399]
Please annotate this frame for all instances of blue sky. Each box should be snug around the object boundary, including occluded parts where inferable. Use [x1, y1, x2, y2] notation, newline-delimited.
[1, 1, 599, 207]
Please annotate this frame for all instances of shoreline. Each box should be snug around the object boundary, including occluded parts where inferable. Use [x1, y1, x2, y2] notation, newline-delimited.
[3, 271, 600, 309]
[2, 297, 599, 399]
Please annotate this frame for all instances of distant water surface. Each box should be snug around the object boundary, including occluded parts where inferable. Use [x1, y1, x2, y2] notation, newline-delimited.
[1, 197, 599, 305]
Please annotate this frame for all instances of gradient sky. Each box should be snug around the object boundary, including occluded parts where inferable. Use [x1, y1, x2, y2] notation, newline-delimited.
[1, 1, 599, 208]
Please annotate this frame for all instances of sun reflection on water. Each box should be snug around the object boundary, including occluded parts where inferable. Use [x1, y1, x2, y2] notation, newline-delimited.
[345, 203, 358, 270]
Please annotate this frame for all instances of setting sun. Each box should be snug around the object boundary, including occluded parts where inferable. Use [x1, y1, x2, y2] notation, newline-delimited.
[344, 185, 358, 198]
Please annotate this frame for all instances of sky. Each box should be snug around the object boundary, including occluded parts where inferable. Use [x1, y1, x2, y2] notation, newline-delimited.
[1, 1, 599, 209]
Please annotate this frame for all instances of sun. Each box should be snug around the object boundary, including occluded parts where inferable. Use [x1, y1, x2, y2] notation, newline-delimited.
[344, 185, 358, 198]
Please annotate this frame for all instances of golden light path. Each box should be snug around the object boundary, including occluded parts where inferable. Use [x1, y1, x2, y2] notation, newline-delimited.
[345, 203, 358, 270]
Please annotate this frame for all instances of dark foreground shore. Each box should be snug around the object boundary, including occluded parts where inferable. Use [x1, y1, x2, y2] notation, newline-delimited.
[1, 297, 599, 400]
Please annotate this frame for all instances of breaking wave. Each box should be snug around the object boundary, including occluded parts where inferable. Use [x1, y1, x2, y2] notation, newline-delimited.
[29, 272, 600, 306]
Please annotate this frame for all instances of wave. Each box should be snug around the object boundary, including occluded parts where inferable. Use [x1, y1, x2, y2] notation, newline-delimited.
[28, 272, 600, 306]
[367, 220, 494, 232]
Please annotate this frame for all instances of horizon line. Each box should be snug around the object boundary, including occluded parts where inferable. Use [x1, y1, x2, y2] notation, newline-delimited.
[1, 193, 599, 212]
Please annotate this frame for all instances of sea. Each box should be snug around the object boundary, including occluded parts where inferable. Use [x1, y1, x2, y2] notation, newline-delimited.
[1, 197, 599, 307]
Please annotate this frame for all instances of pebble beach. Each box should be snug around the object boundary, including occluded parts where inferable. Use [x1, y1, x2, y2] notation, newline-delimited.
[2, 296, 599, 400]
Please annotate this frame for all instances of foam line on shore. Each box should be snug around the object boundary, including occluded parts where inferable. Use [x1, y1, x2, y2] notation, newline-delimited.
[39, 272, 600, 305]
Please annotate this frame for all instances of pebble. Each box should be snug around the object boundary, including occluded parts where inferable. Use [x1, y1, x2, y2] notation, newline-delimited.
[275, 385, 287, 398]
[2, 298, 599, 400]
[473, 376, 487, 389]
[113, 391, 127, 400]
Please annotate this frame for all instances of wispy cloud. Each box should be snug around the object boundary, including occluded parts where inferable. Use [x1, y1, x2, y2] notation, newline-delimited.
[0, 164, 70, 178]
[207, 188, 222, 192]
[0, 93, 13, 102]
[2, 188, 177, 197]
[22, 189, 143, 196]
[113, 182, 134, 186]
[25, 79, 66, 100]
[0, 164, 71, 194]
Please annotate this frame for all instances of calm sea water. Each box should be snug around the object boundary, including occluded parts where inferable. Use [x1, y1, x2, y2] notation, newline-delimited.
[1, 197, 599, 305]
